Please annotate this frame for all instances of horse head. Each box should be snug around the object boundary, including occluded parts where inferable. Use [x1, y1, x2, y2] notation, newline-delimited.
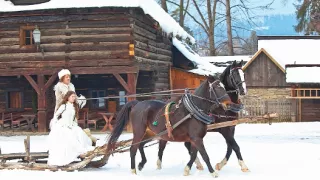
[192, 75, 233, 113]
[220, 60, 247, 96]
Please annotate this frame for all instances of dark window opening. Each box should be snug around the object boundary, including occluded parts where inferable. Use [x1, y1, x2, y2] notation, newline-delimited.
[20, 26, 35, 47]
[90, 90, 106, 109]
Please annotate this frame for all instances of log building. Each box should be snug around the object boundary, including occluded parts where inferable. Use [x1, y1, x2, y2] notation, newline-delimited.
[0, 0, 214, 132]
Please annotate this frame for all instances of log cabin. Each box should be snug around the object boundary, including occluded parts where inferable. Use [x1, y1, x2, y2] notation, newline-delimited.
[0, 0, 216, 132]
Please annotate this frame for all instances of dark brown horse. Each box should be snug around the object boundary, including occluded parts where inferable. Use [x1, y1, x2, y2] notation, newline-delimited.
[157, 60, 250, 173]
[106, 75, 238, 177]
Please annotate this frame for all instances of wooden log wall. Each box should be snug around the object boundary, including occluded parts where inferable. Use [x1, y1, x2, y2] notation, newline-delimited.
[0, 7, 136, 76]
[131, 9, 172, 97]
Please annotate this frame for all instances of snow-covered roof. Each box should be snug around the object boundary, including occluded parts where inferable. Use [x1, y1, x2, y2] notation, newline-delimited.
[173, 38, 223, 76]
[0, 0, 195, 44]
[1, 0, 224, 76]
[286, 66, 320, 83]
[201, 55, 252, 63]
[258, 38, 320, 69]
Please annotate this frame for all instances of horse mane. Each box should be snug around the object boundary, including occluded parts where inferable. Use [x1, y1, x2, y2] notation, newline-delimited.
[219, 65, 231, 88]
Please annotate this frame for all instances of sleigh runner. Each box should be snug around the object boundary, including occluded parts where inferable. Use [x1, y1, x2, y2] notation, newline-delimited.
[0, 112, 277, 172]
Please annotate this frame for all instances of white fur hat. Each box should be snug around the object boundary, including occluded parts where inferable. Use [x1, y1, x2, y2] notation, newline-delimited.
[58, 69, 71, 79]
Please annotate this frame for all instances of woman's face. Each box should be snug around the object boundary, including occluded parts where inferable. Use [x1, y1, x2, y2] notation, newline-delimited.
[62, 75, 71, 84]
[68, 94, 76, 103]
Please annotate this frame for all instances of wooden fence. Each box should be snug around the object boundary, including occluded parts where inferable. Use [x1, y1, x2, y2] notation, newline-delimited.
[239, 97, 294, 123]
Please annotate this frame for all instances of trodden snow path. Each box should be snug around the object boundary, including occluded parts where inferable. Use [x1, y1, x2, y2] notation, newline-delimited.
[0, 122, 320, 180]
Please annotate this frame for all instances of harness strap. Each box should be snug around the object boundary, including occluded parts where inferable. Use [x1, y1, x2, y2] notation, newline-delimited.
[114, 113, 192, 152]
[164, 102, 176, 139]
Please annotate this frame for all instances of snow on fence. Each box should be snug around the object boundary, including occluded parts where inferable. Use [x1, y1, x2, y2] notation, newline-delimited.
[239, 97, 293, 123]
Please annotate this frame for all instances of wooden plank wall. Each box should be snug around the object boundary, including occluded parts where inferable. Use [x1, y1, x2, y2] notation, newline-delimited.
[244, 52, 287, 87]
[0, 7, 134, 75]
[170, 67, 205, 90]
[131, 9, 172, 94]
[301, 99, 320, 122]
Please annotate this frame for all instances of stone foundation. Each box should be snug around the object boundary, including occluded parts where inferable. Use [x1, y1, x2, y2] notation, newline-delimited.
[244, 88, 291, 100]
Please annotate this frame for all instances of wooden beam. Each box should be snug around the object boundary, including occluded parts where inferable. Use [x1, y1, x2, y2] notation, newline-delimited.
[113, 73, 131, 93]
[0, 66, 139, 76]
[44, 72, 58, 91]
[23, 74, 40, 95]
[126, 73, 138, 133]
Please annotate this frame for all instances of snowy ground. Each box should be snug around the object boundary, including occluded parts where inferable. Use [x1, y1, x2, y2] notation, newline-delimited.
[1, 122, 320, 180]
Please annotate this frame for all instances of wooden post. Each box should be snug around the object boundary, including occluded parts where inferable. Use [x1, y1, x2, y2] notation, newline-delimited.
[24, 73, 57, 132]
[126, 73, 137, 133]
[24, 136, 30, 161]
[37, 75, 47, 132]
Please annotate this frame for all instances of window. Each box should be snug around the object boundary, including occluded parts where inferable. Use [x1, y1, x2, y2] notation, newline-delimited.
[20, 26, 35, 47]
[90, 90, 106, 109]
[119, 91, 127, 105]
[6, 90, 23, 110]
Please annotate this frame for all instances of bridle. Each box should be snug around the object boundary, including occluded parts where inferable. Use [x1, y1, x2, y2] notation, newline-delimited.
[182, 79, 230, 124]
[227, 67, 245, 94]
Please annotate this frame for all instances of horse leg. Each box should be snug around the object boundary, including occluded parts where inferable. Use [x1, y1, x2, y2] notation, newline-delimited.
[192, 138, 218, 178]
[185, 142, 204, 170]
[138, 141, 148, 171]
[215, 130, 233, 171]
[157, 140, 167, 170]
[130, 128, 147, 174]
[183, 143, 198, 176]
[218, 128, 249, 172]
[228, 129, 249, 172]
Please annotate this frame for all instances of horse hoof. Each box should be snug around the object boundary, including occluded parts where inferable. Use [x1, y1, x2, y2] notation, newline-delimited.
[195, 157, 204, 170]
[215, 163, 222, 171]
[138, 163, 144, 171]
[196, 165, 204, 171]
[211, 171, 219, 178]
[183, 166, 190, 176]
[131, 169, 137, 174]
[241, 168, 250, 172]
[238, 160, 250, 172]
[156, 159, 162, 170]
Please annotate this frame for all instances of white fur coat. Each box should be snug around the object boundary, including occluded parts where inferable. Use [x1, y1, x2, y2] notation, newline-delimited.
[53, 82, 86, 112]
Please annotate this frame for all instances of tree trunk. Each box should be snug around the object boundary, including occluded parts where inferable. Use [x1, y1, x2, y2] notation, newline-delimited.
[208, 33, 215, 56]
[179, 0, 184, 27]
[226, 0, 234, 55]
[208, 0, 218, 56]
[161, 0, 168, 13]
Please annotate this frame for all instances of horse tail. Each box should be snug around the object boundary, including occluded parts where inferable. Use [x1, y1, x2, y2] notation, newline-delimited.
[107, 100, 139, 151]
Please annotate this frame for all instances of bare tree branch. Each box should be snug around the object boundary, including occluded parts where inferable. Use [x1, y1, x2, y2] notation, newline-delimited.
[166, 0, 209, 35]
[192, 0, 210, 30]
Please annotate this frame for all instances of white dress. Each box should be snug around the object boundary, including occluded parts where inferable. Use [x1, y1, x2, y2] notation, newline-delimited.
[47, 102, 94, 166]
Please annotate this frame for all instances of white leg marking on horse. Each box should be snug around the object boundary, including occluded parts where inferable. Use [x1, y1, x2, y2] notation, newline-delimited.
[183, 166, 190, 176]
[156, 159, 162, 170]
[238, 160, 250, 172]
[211, 171, 219, 178]
[195, 157, 204, 170]
[215, 158, 227, 171]
[131, 168, 137, 174]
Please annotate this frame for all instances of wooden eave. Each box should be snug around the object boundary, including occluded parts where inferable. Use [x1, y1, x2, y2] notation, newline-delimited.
[5, 0, 50, 6]
[242, 48, 285, 73]
[0, 66, 139, 76]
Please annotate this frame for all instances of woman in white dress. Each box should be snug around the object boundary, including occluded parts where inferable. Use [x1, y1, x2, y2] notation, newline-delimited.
[47, 91, 95, 166]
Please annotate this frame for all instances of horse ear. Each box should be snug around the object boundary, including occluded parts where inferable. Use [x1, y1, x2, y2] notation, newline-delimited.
[232, 60, 236, 66]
